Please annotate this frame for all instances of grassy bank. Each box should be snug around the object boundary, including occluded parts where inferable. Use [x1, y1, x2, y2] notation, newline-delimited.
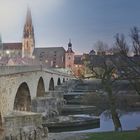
[85, 131, 140, 140]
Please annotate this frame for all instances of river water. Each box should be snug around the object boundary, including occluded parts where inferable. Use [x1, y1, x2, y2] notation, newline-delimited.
[72, 111, 140, 133]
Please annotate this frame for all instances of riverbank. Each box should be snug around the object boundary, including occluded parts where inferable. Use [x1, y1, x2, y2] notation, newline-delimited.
[47, 131, 140, 140]
[84, 131, 140, 140]
[48, 132, 88, 140]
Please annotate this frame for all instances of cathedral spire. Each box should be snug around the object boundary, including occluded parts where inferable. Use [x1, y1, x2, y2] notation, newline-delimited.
[22, 7, 35, 58]
[26, 6, 32, 26]
[23, 7, 34, 38]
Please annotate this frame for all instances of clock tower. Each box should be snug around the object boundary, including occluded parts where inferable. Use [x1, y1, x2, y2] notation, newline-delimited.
[65, 40, 75, 69]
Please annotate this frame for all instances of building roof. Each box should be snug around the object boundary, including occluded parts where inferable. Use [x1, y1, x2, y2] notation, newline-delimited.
[34, 47, 65, 52]
[89, 49, 96, 55]
[0, 56, 40, 65]
[33, 47, 66, 56]
[9, 57, 39, 65]
[3, 43, 22, 50]
[0, 57, 9, 65]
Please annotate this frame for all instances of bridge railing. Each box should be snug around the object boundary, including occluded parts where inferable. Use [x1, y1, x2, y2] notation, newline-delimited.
[43, 68, 73, 77]
[0, 65, 73, 77]
[0, 65, 41, 75]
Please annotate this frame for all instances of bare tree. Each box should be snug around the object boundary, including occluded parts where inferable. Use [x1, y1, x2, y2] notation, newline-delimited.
[94, 40, 109, 55]
[101, 61, 122, 131]
[130, 26, 140, 56]
[115, 33, 129, 56]
[88, 58, 122, 131]
[114, 31, 140, 95]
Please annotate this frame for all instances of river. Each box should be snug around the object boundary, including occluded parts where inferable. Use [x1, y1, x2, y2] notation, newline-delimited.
[72, 111, 140, 133]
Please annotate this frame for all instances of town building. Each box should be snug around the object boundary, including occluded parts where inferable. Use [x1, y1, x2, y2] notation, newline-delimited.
[0, 8, 81, 71]
[33, 47, 65, 68]
[73, 55, 85, 78]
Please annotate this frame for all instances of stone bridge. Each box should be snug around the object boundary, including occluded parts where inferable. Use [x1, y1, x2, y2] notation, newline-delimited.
[0, 66, 72, 121]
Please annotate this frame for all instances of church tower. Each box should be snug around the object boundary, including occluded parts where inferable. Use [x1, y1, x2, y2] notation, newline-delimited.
[22, 7, 35, 58]
[65, 40, 75, 69]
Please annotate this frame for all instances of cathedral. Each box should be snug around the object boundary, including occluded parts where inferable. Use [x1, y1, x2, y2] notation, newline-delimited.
[0, 7, 35, 59]
[0, 8, 84, 76]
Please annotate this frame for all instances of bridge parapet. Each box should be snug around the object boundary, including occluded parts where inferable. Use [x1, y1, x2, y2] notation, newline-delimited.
[43, 68, 73, 77]
[0, 65, 41, 76]
[0, 66, 73, 77]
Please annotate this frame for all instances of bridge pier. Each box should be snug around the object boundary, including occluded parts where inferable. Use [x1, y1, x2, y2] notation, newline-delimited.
[31, 91, 65, 119]
[3, 111, 45, 140]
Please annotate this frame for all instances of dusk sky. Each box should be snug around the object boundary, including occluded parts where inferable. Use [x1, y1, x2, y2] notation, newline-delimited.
[0, 0, 140, 54]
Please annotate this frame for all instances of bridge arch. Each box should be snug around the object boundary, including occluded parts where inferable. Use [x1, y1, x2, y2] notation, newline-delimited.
[49, 78, 54, 91]
[63, 78, 65, 83]
[14, 82, 31, 111]
[57, 78, 61, 85]
[36, 77, 45, 97]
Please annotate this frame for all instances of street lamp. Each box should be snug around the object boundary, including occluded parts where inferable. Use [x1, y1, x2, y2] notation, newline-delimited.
[6, 50, 10, 57]
[31, 55, 35, 65]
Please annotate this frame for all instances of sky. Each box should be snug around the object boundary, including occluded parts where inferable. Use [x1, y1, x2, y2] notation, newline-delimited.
[0, 0, 140, 54]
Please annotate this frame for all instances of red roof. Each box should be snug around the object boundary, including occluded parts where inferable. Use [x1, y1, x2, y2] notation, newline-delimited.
[3, 43, 22, 50]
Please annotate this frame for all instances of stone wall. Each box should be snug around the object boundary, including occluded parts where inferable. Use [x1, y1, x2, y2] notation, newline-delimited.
[48, 91, 65, 113]
[3, 111, 47, 140]
[31, 93, 64, 116]
[31, 97, 58, 117]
